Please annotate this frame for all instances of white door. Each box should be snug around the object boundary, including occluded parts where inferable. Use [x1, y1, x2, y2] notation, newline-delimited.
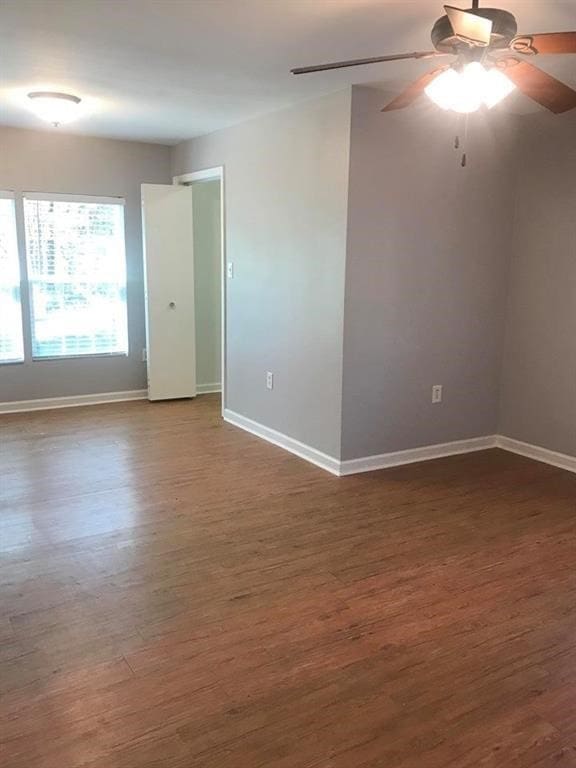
[141, 184, 196, 401]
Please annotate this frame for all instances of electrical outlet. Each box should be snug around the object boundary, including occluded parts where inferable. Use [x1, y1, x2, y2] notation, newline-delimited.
[141, 348, 147, 362]
[266, 371, 274, 390]
[227, 262, 234, 279]
[432, 385, 443, 404]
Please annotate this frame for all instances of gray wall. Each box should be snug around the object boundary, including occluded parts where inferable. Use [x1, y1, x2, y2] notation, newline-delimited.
[499, 114, 576, 457]
[4, 95, 571, 462]
[192, 179, 222, 389]
[340, 86, 518, 460]
[0, 126, 171, 401]
[172, 91, 351, 458]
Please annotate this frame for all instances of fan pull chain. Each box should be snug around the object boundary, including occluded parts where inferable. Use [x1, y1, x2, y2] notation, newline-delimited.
[455, 121, 461, 153]
[454, 114, 466, 166]
[455, 113, 470, 168]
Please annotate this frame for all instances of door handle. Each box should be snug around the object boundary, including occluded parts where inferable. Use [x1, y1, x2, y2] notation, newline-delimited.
[169, 302, 176, 309]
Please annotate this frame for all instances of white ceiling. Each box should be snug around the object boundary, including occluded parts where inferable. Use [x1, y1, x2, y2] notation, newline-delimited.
[0, 0, 574, 145]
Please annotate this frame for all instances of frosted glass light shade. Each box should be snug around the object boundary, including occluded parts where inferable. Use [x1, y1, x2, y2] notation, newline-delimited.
[27, 92, 82, 126]
[425, 68, 463, 111]
[425, 63, 516, 113]
[482, 68, 516, 108]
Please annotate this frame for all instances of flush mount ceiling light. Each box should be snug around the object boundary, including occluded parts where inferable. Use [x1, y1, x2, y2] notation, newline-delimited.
[27, 91, 82, 127]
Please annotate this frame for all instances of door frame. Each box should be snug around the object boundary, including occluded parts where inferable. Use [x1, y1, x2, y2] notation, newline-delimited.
[173, 167, 226, 415]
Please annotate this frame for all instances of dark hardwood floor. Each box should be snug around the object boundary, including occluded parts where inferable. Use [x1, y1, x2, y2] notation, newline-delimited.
[1, 394, 575, 767]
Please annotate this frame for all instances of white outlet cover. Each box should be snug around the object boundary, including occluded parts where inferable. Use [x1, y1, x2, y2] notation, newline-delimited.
[432, 385, 443, 404]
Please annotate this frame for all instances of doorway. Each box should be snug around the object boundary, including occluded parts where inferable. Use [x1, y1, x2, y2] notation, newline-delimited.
[173, 168, 225, 413]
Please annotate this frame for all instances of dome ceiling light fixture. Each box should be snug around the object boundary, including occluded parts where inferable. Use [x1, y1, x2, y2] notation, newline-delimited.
[27, 91, 82, 127]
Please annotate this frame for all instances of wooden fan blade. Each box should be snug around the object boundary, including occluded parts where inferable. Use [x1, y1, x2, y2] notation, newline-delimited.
[498, 57, 576, 113]
[444, 5, 493, 46]
[510, 32, 576, 56]
[291, 51, 443, 75]
[381, 66, 450, 112]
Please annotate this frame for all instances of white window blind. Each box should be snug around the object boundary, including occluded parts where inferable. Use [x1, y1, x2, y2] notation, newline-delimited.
[0, 195, 25, 363]
[23, 195, 128, 359]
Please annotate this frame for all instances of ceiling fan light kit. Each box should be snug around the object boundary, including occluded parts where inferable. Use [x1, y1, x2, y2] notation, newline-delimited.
[425, 62, 516, 113]
[291, 1, 576, 125]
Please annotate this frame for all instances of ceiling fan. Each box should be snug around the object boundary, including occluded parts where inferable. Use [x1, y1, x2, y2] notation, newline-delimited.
[291, 1, 576, 115]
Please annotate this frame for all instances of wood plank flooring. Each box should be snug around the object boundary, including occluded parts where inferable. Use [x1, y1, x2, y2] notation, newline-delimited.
[1, 394, 575, 767]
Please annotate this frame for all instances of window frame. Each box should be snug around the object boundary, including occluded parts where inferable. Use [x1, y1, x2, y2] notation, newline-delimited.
[0, 190, 26, 365]
[22, 191, 129, 362]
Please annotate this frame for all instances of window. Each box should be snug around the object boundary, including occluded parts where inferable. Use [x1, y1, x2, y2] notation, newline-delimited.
[23, 193, 128, 359]
[0, 193, 24, 363]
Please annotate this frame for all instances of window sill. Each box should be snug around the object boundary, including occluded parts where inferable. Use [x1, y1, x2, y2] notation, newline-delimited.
[31, 352, 129, 362]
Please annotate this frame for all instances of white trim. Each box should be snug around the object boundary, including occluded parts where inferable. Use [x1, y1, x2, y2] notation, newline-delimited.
[223, 409, 341, 476]
[197, 383, 222, 394]
[1, 393, 572, 477]
[173, 168, 222, 185]
[0, 190, 15, 199]
[495, 435, 576, 475]
[222, 411, 501, 477]
[339, 436, 498, 476]
[173, 166, 226, 418]
[31, 351, 128, 362]
[221, 415, 576, 478]
[0, 389, 147, 414]
[23, 192, 125, 205]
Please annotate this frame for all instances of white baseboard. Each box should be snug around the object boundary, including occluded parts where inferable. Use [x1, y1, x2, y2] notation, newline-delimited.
[4, 393, 572, 479]
[196, 383, 222, 394]
[495, 435, 576, 475]
[223, 410, 500, 477]
[339, 436, 498, 476]
[0, 389, 147, 414]
[220, 413, 576, 479]
[223, 409, 341, 475]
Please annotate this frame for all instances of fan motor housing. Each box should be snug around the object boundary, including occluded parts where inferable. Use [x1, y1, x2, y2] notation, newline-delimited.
[431, 8, 518, 53]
